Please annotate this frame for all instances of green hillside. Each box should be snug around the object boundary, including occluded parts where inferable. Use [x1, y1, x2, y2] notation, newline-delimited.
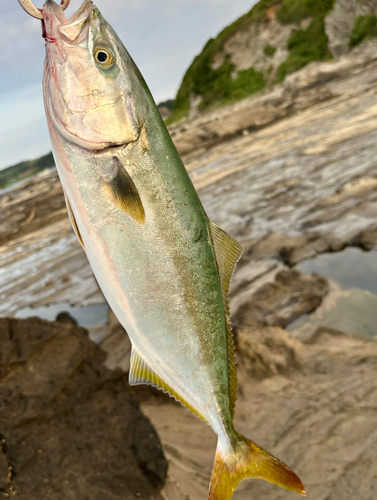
[0, 152, 55, 190]
[169, 0, 377, 123]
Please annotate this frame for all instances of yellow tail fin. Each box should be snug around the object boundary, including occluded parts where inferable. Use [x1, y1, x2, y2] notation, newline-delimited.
[208, 434, 306, 500]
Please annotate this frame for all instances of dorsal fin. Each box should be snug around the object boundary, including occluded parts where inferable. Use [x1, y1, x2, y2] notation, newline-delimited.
[101, 157, 145, 225]
[129, 347, 207, 423]
[209, 221, 243, 418]
[64, 191, 85, 250]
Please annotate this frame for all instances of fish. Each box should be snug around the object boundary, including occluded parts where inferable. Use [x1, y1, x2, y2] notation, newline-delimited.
[19, 1, 306, 498]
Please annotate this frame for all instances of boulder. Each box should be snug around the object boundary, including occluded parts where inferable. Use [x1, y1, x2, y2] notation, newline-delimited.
[0, 317, 167, 500]
[233, 268, 329, 329]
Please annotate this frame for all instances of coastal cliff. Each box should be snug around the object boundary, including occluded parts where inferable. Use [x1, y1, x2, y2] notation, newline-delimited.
[170, 0, 377, 120]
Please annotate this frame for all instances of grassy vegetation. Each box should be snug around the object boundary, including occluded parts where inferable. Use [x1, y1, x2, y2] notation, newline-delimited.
[174, 55, 266, 116]
[275, 17, 333, 83]
[226, 66, 266, 102]
[264, 45, 277, 57]
[157, 99, 175, 111]
[165, 108, 189, 126]
[276, 0, 335, 24]
[170, 0, 337, 122]
[171, 0, 278, 121]
[349, 15, 377, 49]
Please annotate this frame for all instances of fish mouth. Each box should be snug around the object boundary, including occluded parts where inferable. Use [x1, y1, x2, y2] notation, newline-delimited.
[42, 0, 95, 44]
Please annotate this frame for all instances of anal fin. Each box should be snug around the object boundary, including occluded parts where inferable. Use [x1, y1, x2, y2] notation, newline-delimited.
[129, 347, 207, 422]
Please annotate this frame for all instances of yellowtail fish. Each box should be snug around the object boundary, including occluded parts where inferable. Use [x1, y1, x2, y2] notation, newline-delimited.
[19, 1, 306, 498]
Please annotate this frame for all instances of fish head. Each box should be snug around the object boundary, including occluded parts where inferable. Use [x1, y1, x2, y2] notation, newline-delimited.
[42, 0, 146, 150]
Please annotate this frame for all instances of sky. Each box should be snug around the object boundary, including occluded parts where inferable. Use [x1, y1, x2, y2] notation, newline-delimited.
[0, 0, 258, 170]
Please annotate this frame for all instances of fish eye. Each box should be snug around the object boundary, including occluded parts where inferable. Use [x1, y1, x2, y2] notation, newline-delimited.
[97, 50, 108, 62]
[94, 47, 114, 68]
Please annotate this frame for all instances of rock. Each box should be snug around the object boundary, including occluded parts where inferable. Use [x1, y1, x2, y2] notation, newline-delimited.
[0, 317, 167, 500]
[236, 326, 302, 380]
[233, 268, 329, 329]
[142, 326, 377, 500]
[168, 40, 377, 157]
[101, 308, 132, 372]
[0, 444, 11, 493]
[229, 259, 283, 323]
[319, 177, 377, 207]
[4, 45, 377, 318]
[0, 218, 104, 317]
[326, 0, 377, 57]
[351, 223, 377, 250]
[0, 172, 66, 246]
[304, 325, 352, 345]
[55, 310, 78, 325]
[246, 232, 330, 266]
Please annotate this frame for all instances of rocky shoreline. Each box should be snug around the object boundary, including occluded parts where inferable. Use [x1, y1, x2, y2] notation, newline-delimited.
[1, 42, 377, 499]
[153, 324, 377, 500]
[2, 316, 377, 499]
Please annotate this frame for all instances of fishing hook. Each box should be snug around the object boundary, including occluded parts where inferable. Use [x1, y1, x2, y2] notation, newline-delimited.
[18, 0, 70, 20]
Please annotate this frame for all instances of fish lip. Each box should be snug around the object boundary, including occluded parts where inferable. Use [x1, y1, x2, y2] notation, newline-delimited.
[61, 0, 94, 26]
[42, 0, 95, 42]
[59, 0, 95, 43]
[43, 0, 94, 23]
[43, 0, 67, 23]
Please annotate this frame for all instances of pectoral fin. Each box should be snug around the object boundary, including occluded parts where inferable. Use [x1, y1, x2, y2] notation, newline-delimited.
[101, 157, 145, 225]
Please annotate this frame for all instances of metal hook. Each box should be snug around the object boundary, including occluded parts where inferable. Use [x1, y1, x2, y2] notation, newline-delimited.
[18, 0, 70, 20]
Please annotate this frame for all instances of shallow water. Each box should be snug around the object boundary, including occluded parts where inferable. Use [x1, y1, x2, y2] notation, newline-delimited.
[296, 247, 377, 294]
[291, 248, 377, 340]
[15, 302, 109, 328]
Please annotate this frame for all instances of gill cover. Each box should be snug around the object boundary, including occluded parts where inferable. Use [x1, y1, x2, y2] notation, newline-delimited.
[43, 0, 141, 149]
